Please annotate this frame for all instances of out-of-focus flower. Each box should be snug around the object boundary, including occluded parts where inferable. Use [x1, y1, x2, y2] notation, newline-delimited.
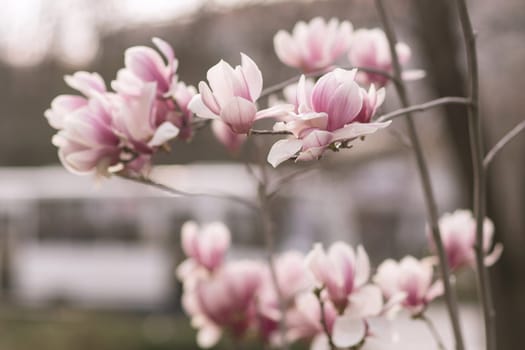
[112, 38, 196, 140]
[189, 53, 293, 134]
[305, 242, 382, 317]
[267, 69, 390, 167]
[274, 17, 353, 73]
[211, 120, 246, 154]
[434, 210, 503, 271]
[187, 261, 264, 348]
[374, 256, 443, 316]
[178, 221, 231, 277]
[348, 28, 423, 87]
[286, 293, 337, 346]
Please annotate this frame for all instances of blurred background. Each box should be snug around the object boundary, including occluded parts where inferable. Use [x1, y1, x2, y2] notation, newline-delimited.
[0, 0, 524, 349]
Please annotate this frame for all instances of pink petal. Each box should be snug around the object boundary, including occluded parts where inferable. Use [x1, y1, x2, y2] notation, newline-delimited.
[199, 81, 221, 114]
[484, 243, 503, 266]
[332, 316, 366, 348]
[220, 97, 257, 134]
[240, 53, 263, 101]
[255, 104, 294, 120]
[273, 31, 301, 68]
[267, 139, 303, 167]
[64, 71, 106, 97]
[188, 95, 220, 120]
[354, 245, 371, 288]
[331, 121, 391, 142]
[152, 37, 175, 69]
[148, 121, 179, 147]
[346, 285, 384, 318]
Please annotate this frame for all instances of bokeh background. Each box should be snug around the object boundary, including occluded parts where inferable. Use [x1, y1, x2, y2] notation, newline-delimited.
[0, 0, 524, 349]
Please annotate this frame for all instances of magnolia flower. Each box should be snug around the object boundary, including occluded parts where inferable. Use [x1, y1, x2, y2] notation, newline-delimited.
[348, 28, 422, 87]
[286, 293, 337, 346]
[51, 94, 120, 176]
[274, 17, 353, 73]
[112, 37, 178, 99]
[305, 242, 382, 316]
[188, 261, 264, 348]
[45, 71, 106, 129]
[434, 210, 503, 271]
[171, 81, 197, 140]
[256, 251, 314, 346]
[189, 53, 293, 134]
[211, 120, 246, 154]
[374, 256, 443, 316]
[178, 221, 231, 277]
[110, 82, 180, 172]
[267, 69, 390, 167]
[112, 38, 196, 140]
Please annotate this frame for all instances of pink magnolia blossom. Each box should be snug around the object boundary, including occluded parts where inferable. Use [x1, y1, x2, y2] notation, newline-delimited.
[256, 251, 314, 345]
[211, 120, 246, 154]
[348, 28, 420, 87]
[51, 94, 121, 176]
[185, 261, 264, 348]
[45, 71, 106, 129]
[268, 69, 390, 167]
[189, 53, 293, 134]
[178, 221, 231, 276]
[286, 293, 337, 346]
[274, 17, 353, 73]
[47, 77, 180, 176]
[112, 38, 196, 140]
[434, 210, 503, 271]
[305, 242, 383, 316]
[110, 82, 180, 173]
[374, 256, 443, 315]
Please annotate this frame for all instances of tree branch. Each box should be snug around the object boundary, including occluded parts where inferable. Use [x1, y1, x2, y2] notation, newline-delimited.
[455, 0, 495, 348]
[483, 119, 525, 169]
[116, 173, 258, 211]
[374, 1, 465, 349]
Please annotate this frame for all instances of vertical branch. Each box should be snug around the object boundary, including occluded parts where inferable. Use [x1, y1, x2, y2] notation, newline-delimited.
[253, 139, 290, 350]
[374, 1, 465, 349]
[454, 1, 495, 349]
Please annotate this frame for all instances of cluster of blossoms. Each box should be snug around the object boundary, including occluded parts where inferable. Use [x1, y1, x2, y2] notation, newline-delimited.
[176, 209, 501, 349]
[45, 17, 423, 176]
[44, 15, 503, 350]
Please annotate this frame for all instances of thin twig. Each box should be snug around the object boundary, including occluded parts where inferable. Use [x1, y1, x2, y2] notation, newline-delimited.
[260, 66, 394, 98]
[252, 138, 290, 350]
[374, 1, 465, 349]
[377, 97, 471, 122]
[116, 173, 258, 211]
[314, 288, 335, 350]
[249, 130, 292, 135]
[267, 165, 321, 199]
[455, 1, 495, 349]
[419, 314, 447, 350]
[248, 97, 471, 136]
[483, 119, 525, 168]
